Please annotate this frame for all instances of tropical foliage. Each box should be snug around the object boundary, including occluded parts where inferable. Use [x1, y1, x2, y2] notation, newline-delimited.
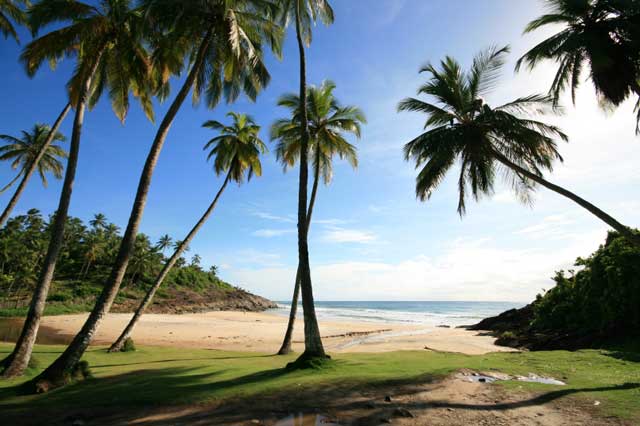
[516, 0, 640, 130]
[533, 230, 640, 335]
[0, 0, 27, 43]
[0, 210, 225, 312]
[398, 46, 639, 248]
[0, 124, 67, 192]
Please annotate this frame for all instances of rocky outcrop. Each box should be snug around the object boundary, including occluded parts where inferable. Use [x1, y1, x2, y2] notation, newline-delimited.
[467, 304, 534, 333]
[112, 286, 277, 314]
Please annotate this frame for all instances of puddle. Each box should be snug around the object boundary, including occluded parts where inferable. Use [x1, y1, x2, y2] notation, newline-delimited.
[274, 414, 341, 426]
[457, 371, 565, 386]
[0, 318, 71, 345]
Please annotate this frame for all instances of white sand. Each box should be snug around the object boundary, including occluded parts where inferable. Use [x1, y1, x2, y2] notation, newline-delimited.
[37, 310, 513, 355]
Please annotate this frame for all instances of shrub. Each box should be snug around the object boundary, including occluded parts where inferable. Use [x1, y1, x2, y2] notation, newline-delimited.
[532, 230, 640, 336]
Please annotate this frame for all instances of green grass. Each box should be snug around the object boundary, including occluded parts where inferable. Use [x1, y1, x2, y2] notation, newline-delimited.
[0, 343, 638, 422]
[0, 304, 92, 317]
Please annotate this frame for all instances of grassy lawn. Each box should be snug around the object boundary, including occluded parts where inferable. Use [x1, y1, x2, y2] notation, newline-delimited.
[0, 342, 639, 422]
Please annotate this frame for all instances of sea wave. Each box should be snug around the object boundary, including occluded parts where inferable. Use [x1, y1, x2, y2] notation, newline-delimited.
[271, 301, 520, 326]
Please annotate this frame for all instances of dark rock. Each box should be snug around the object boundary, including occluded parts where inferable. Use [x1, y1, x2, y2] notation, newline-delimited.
[384, 395, 392, 402]
[364, 402, 376, 409]
[392, 408, 414, 418]
[467, 304, 534, 333]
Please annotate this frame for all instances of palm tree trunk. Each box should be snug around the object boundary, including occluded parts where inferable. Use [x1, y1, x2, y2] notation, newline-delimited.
[108, 170, 232, 352]
[0, 172, 24, 195]
[278, 149, 321, 355]
[493, 151, 640, 247]
[632, 81, 640, 135]
[0, 103, 72, 229]
[293, 2, 326, 361]
[30, 32, 214, 392]
[1, 54, 103, 379]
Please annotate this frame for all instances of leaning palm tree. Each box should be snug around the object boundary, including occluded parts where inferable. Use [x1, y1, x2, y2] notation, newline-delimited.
[516, 0, 640, 131]
[1, 0, 154, 380]
[399, 46, 640, 248]
[0, 0, 27, 43]
[0, 124, 67, 227]
[278, 0, 334, 365]
[270, 80, 365, 355]
[108, 113, 266, 352]
[30, 0, 282, 391]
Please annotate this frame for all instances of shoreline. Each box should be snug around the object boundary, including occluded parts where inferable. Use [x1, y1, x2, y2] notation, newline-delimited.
[0, 310, 513, 355]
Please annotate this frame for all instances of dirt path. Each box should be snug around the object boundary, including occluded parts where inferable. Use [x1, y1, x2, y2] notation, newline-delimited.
[64, 371, 625, 426]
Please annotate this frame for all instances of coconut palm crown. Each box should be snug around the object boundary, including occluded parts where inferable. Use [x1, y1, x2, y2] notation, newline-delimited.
[0, 124, 67, 190]
[0, 0, 27, 42]
[203, 112, 267, 183]
[516, 0, 640, 122]
[21, 0, 156, 122]
[399, 46, 568, 215]
[270, 80, 365, 184]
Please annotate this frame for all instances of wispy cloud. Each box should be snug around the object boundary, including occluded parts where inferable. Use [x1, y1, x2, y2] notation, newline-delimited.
[252, 228, 296, 238]
[320, 227, 377, 244]
[251, 211, 295, 223]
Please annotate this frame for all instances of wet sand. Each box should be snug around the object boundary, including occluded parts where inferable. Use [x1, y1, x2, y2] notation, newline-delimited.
[1, 311, 513, 354]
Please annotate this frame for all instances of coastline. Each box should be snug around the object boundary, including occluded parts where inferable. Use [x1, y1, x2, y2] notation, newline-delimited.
[1, 310, 514, 355]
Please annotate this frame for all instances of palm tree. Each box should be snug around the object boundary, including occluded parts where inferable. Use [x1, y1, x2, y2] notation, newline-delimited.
[0, 0, 27, 43]
[0, 124, 67, 227]
[278, 0, 334, 364]
[1, 0, 154, 380]
[270, 80, 365, 355]
[516, 0, 640, 131]
[155, 234, 172, 253]
[108, 112, 266, 352]
[89, 213, 107, 231]
[31, 0, 282, 391]
[399, 46, 640, 248]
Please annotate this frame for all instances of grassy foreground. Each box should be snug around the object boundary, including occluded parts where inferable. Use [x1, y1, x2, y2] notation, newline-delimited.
[0, 342, 639, 423]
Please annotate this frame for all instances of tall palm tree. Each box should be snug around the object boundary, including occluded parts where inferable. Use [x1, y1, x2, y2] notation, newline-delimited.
[108, 112, 266, 352]
[1, 0, 154, 380]
[399, 46, 640, 247]
[0, 124, 67, 226]
[0, 0, 27, 43]
[270, 80, 365, 355]
[31, 0, 282, 391]
[516, 0, 640, 131]
[0, 104, 72, 228]
[278, 0, 334, 364]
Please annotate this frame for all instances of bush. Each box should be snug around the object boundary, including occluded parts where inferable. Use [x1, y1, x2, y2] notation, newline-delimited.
[532, 230, 640, 336]
[121, 338, 136, 352]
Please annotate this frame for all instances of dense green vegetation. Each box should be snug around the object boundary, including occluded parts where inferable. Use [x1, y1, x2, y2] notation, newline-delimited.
[533, 231, 640, 336]
[0, 209, 230, 316]
[0, 343, 639, 422]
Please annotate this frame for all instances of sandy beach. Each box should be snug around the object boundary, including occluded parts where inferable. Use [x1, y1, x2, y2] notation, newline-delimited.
[29, 310, 513, 355]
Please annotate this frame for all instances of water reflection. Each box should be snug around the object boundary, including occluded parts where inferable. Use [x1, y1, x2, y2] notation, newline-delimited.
[0, 318, 70, 345]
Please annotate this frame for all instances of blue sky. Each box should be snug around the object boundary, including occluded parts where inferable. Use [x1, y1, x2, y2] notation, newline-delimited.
[0, 1, 638, 302]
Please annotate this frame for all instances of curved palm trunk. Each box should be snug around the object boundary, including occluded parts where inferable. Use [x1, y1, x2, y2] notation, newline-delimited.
[293, 2, 325, 361]
[108, 171, 232, 352]
[632, 81, 640, 135]
[277, 149, 321, 355]
[31, 32, 213, 392]
[494, 151, 640, 247]
[0, 172, 24, 195]
[1, 57, 102, 379]
[0, 103, 72, 228]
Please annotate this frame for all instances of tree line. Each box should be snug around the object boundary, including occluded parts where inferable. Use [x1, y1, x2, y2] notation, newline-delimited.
[0, 209, 224, 311]
[0, 0, 638, 394]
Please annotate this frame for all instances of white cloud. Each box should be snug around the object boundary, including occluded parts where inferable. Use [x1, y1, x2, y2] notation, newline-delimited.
[252, 228, 296, 238]
[320, 227, 377, 244]
[225, 232, 607, 302]
[251, 211, 295, 223]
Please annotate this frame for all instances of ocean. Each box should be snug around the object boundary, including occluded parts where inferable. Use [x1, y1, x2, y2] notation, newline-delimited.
[272, 301, 522, 327]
